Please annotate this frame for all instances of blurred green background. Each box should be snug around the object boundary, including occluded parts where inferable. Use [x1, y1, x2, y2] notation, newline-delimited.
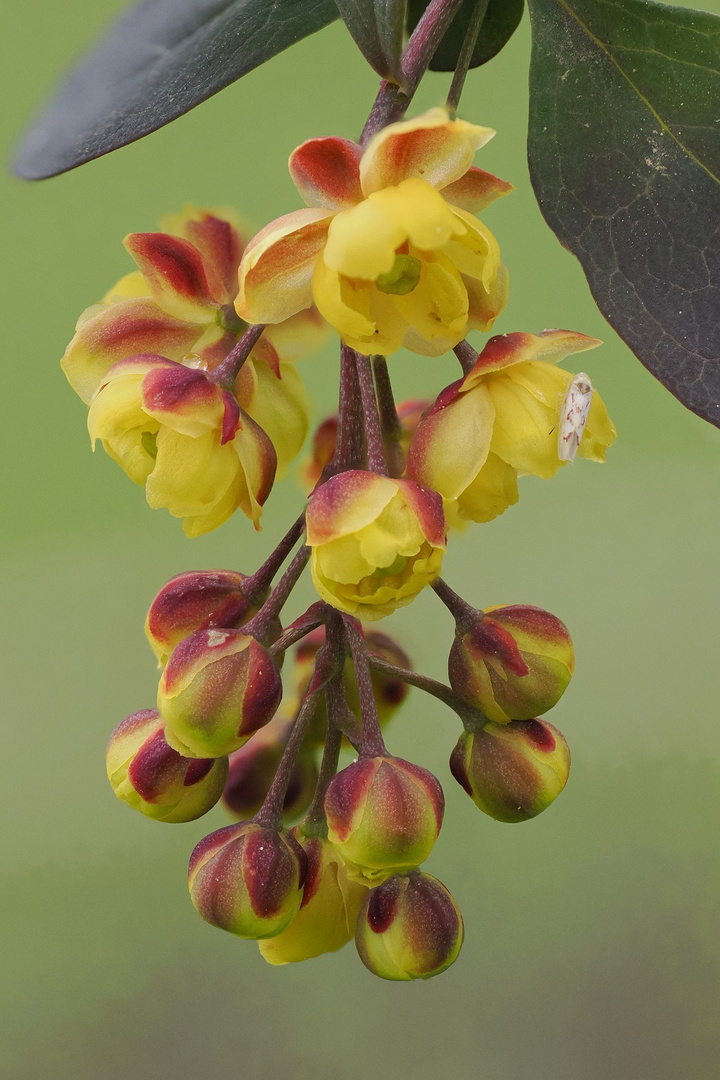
[4, 2, 720, 1077]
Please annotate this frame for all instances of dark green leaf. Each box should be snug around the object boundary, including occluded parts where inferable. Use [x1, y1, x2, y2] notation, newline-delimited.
[406, 0, 524, 71]
[335, 0, 407, 82]
[13, 0, 339, 181]
[527, 0, 720, 426]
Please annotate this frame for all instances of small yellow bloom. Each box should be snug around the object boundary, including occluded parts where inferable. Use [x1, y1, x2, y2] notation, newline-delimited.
[406, 330, 617, 525]
[305, 470, 446, 620]
[88, 355, 276, 535]
[236, 108, 512, 356]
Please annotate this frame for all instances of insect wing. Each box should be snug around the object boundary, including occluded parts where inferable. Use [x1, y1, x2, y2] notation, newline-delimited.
[558, 373, 593, 462]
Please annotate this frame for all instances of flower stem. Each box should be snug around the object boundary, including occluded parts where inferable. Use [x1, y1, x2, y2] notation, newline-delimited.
[253, 684, 324, 830]
[454, 339, 478, 376]
[301, 680, 345, 838]
[401, 0, 466, 93]
[361, 0, 465, 144]
[244, 543, 311, 642]
[209, 323, 265, 389]
[268, 602, 327, 657]
[432, 576, 483, 632]
[331, 342, 366, 474]
[368, 653, 489, 731]
[241, 512, 306, 602]
[343, 615, 387, 758]
[446, 0, 491, 115]
[372, 355, 405, 478]
[354, 350, 388, 475]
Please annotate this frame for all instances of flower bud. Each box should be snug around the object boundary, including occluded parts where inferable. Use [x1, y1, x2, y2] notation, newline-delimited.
[158, 628, 282, 758]
[355, 871, 463, 980]
[306, 471, 446, 620]
[144, 570, 260, 665]
[448, 605, 574, 723]
[259, 832, 369, 964]
[222, 717, 318, 822]
[449, 718, 570, 822]
[188, 822, 307, 938]
[106, 709, 228, 822]
[324, 756, 444, 876]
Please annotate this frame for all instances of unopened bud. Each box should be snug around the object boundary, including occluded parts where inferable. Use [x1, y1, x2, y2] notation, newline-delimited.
[259, 832, 368, 964]
[188, 822, 307, 938]
[145, 570, 260, 665]
[158, 628, 282, 758]
[449, 605, 574, 723]
[355, 871, 463, 980]
[223, 717, 318, 822]
[324, 756, 444, 877]
[450, 718, 570, 822]
[106, 709, 228, 822]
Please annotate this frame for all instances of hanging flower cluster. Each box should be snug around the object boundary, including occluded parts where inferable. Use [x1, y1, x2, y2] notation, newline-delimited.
[64, 106, 616, 981]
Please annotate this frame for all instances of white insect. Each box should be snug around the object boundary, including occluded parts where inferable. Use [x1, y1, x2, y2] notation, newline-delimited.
[558, 372, 594, 462]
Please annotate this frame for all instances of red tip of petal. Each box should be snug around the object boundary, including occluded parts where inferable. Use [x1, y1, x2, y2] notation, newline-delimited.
[290, 137, 363, 210]
[221, 391, 241, 444]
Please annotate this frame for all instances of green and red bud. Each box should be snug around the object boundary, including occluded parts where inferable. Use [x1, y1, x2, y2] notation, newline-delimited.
[259, 832, 369, 964]
[222, 717, 318, 822]
[448, 605, 574, 723]
[188, 822, 307, 938]
[145, 570, 260, 665]
[355, 871, 463, 981]
[106, 709, 228, 822]
[158, 628, 282, 758]
[449, 718, 571, 823]
[324, 756, 444, 876]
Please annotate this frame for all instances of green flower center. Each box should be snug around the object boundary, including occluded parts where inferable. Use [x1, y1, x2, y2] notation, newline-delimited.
[374, 554, 409, 577]
[375, 254, 422, 296]
[141, 430, 158, 459]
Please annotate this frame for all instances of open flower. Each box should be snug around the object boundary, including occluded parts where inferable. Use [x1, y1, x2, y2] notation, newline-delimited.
[61, 206, 321, 477]
[88, 354, 276, 535]
[406, 329, 617, 525]
[236, 108, 511, 357]
[305, 471, 446, 620]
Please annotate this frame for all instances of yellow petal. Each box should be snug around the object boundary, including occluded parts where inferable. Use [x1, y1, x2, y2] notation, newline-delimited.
[577, 389, 617, 461]
[455, 451, 519, 524]
[323, 198, 404, 280]
[236, 209, 333, 324]
[146, 429, 241, 518]
[393, 252, 468, 354]
[360, 107, 495, 196]
[486, 375, 562, 479]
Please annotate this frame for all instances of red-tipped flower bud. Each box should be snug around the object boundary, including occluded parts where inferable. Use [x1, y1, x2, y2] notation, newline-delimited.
[324, 756, 444, 876]
[355, 871, 463, 981]
[188, 822, 307, 938]
[222, 718, 318, 822]
[145, 570, 260, 666]
[158, 628, 282, 758]
[259, 832, 369, 965]
[106, 709, 228, 822]
[450, 718, 571, 823]
[448, 605, 574, 723]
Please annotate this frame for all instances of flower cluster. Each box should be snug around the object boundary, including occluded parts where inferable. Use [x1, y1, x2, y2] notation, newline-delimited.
[62, 206, 323, 534]
[66, 108, 617, 980]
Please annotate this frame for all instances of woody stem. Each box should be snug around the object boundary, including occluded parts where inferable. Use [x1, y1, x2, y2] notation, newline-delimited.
[241, 512, 307, 602]
[372, 355, 405, 477]
[243, 543, 311, 642]
[343, 615, 387, 758]
[253, 683, 324, 830]
[432, 577, 483, 633]
[354, 350, 388, 475]
[361, 0, 465, 144]
[367, 654, 488, 730]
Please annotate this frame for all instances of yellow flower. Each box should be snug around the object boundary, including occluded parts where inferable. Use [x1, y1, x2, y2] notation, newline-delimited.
[236, 108, 511, 356]
[258, 833, 368, 964]
[406, 330, 617, 525]
[87, 355, 276, 535]
[305, 470, 446, 620]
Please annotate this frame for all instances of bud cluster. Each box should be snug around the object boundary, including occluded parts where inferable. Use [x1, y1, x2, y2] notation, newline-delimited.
[66, 104, 614, 983]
